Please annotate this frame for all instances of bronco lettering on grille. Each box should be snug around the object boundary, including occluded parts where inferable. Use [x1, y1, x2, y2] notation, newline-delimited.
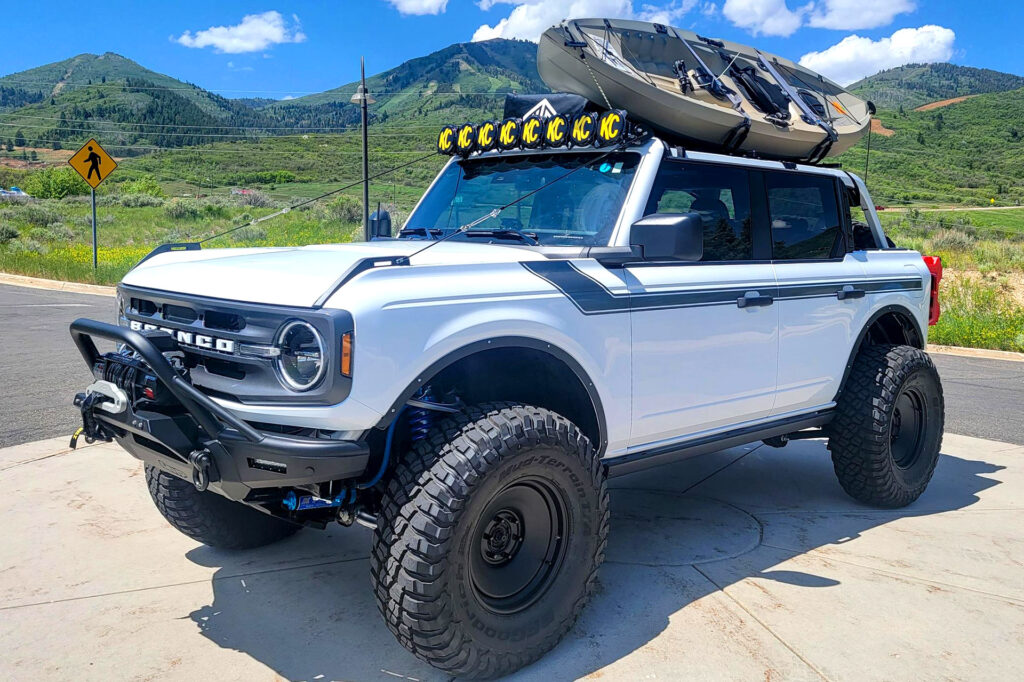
[127, 320, 236, 354]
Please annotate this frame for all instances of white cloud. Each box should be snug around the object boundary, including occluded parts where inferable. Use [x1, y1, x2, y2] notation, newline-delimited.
[722, 0, 804, 37]
[700, 2, 717, 17]
[799, 25, 955, 85]
[175, 11, 306, 54]
[471, 1, 699, 42]
[806, 0, 915, 31]
[387, 0, 449, 14]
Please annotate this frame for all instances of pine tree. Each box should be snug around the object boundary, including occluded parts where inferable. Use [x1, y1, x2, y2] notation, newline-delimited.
[14, 129, 25, 147]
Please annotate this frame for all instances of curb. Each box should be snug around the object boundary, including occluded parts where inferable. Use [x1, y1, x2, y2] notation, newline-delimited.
[927, 344, 1024, 363]
[0, 272, 115, 297]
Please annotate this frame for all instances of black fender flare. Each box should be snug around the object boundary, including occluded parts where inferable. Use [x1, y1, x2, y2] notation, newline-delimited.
[835, 304, 925, 400]
[374, 336, 608, 450]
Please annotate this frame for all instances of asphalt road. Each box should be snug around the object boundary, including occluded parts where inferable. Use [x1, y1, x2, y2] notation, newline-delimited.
[1, 283, 1022, 448]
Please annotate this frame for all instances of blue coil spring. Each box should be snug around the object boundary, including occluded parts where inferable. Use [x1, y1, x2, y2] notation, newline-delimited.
[408, 386, 435, 443]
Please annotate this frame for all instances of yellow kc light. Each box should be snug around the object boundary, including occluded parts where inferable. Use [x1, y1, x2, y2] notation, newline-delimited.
[476, 121, 497, 152]
[437, 109, 634, 156]
[521, 116, 543, 149]
[595, 110, 626, 146]
[543, 115, 569, 147]
[570, 113, 596, 146]
[437, 126, 456, 155]
[498, 118, 521, 150]
[455, 123, 477, 155]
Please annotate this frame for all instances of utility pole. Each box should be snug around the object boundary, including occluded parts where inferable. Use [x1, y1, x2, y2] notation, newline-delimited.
[351, 57, 375, 241]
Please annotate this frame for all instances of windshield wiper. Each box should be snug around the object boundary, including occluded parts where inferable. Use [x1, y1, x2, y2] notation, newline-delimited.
[397, 227, 443, 238]
[461, 229, 540, 244]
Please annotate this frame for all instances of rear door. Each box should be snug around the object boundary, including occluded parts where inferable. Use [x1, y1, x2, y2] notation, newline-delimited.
[764, 171, 869, 415]
[626, 159, 779, 450]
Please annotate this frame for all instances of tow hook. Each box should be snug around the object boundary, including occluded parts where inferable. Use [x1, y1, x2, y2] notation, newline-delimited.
[188, 449, 213, 492]
[70, 391, 115, 449]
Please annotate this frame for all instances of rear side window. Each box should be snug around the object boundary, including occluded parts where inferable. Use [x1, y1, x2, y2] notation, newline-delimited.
[766, 173, 842, 260]
[645, 161, 753, 261]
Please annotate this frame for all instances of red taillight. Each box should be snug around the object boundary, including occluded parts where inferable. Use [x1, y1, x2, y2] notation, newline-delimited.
[922, 255, 942, 326]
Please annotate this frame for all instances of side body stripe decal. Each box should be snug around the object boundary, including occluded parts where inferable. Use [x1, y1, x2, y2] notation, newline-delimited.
[521, 260, 922, 315]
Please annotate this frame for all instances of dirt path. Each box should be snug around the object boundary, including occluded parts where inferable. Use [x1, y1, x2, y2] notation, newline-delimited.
[870, 119, 895, 136]
[914, 95, 977, 112]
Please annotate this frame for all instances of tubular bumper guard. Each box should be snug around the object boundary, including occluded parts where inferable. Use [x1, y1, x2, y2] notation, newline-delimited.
[70, 319, 370, 502]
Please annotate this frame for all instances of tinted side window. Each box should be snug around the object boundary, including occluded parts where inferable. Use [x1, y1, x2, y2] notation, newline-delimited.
[645, 161, 753, 261]
[766, 173, 842, 260]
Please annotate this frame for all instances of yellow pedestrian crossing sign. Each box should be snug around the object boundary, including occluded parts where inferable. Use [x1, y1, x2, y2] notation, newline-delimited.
[69, 139, 117, 189]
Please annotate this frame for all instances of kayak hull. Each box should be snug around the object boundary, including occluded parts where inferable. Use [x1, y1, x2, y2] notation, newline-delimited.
[538, 19, 870, 161]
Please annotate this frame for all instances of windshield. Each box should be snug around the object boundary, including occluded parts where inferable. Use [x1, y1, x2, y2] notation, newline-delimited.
[404, 152, 640, 246]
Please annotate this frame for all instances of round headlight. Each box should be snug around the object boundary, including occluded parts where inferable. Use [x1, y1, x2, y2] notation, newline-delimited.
[275, 321, 326, 391]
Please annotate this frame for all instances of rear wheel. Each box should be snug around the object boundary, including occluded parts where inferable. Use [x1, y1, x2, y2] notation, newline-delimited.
[146, 466, 301, 550]
[828, 345, 944, 508]
[371, 403, 609, 679]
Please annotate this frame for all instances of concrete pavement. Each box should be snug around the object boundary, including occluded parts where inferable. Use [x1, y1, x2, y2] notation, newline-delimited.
[1, 432, 1021, 681]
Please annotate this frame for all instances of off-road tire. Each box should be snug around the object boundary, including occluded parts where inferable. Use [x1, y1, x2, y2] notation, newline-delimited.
[145, 466, 301, 550]
[371, 403, 609, 679]
[828, 344, 944, 508]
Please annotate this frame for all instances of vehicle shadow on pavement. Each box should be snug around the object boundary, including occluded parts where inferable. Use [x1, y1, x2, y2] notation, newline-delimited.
[185, 441, 1003, 681]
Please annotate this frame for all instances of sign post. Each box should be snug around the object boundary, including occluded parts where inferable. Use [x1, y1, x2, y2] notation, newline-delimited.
[68, 139, 117, 269]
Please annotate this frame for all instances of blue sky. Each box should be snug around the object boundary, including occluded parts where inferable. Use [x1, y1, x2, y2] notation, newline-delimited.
[2, 1, 1021, 96]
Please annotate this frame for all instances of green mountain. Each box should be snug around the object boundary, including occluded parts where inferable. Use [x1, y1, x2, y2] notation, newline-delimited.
[850, 63, 1024, 110]
[0, 41, 543, 153]
[0, 52, 274, 150]
[266, 39, 543, 128]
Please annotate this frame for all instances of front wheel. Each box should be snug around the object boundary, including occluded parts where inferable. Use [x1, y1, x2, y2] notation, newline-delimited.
[146, 466, 301, 550]
[371, 403, 609, 679]
[828, 345, 944, 508]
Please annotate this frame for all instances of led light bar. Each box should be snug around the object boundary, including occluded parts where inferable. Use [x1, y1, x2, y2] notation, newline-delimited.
[438, 108, 641, 156]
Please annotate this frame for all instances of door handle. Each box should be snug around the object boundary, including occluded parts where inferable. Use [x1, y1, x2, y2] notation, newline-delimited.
[737, 291, 774, 308]
[837, 285, 866, 300]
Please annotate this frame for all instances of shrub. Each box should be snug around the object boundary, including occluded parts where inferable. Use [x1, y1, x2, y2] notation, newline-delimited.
[8, 239, 48, 254]
[15, 204, 62, 227]
[925, 228, 975, 252]
[21, 167, 90, 199]
[164, 199, 203, 220]
[119, 193, 165, 208]
[236, 190, 274, 208]
[230, 225, 268, 242]
[119, 175, 165, 197]
[0, 225, 18, 244]
[28, 223, 76, 242]
[326, 195, 361, 223]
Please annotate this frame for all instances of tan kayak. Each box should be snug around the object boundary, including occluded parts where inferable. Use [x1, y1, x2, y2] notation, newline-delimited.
[538, 18, 873, 162]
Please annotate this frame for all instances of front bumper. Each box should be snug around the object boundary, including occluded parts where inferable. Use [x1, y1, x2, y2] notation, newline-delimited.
[70, 318, 371, 503]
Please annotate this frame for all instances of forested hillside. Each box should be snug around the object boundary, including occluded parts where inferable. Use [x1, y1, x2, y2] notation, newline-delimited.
[849, 63, 1024, 110]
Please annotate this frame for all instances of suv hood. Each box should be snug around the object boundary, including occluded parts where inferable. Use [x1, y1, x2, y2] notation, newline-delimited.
[121, 241, 547, 307]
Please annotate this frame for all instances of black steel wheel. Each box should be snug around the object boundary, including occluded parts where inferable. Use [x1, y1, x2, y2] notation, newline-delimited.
[829, 344, 944, 508]
[371, 403, 609, 679]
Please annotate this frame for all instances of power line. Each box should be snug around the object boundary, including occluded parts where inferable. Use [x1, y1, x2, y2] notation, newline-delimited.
[0, 113, 441, 131]
[199, 150, 439, 244]
[0, 78, 517, 96]
[0, 136, 436, 155]
[0, 121, 431, 139]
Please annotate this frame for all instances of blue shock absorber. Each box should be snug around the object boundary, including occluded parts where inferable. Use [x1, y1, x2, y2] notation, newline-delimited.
[407, 385, 435, 443]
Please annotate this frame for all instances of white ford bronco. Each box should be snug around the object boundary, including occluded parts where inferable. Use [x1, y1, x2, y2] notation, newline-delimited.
[69, 108, 944, 678]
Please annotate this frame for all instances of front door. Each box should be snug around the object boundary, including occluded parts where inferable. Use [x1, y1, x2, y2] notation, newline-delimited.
[627, 159, 779, 451]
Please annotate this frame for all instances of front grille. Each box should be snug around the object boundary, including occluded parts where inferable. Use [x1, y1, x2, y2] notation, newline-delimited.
[119, 285, 354, 406]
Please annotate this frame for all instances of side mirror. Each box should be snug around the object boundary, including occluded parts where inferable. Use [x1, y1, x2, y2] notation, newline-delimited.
[629, 213, 703, 261]
[369, 209, 392, 239]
